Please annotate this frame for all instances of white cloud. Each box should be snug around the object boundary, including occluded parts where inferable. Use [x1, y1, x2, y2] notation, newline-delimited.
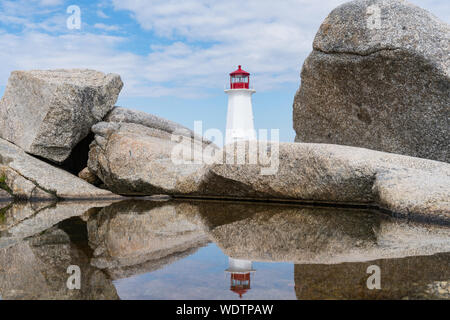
[0, 0, 68, 32]
[109, 0, 352, 93]
[94, 23, 120, 31]
[0, 0, 448, 99]
[97, 10, 109, 19]
[112, 0, 449, 95]
[39, 0, 63, 6]
[0, 30, 206, 98]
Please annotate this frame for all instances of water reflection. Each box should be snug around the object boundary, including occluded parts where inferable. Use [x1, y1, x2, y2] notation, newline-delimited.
[0, 199, 448, 299]
[225, 258, 256, 298]
[0, 216, 118, 299]
[294, 253, 450, 299]
[86, 200, 209, 280]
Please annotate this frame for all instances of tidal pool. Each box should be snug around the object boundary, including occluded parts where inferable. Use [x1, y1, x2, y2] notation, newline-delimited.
[0, 199, 449, 300]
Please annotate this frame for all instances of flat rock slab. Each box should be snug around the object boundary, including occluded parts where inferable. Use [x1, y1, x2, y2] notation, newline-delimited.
[293, 0, 450, 162]
[374, 169, 450, 223]
[0, 69, 123, 163]
[0, 137, 120, 200]
[183, 142, 450, 223]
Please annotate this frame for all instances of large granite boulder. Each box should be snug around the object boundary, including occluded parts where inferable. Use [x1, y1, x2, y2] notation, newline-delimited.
[0, 137, 119, 200]
[183, 142, 450, 223]
[88, 108, 218, 195]
[293, 0, 450, 162]
[0, 69, 123, 163]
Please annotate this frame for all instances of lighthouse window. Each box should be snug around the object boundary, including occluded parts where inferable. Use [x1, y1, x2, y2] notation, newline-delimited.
[230, 75, 249, 86]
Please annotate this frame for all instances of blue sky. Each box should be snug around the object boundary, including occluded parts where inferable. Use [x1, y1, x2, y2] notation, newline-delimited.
[113, 243, 296, 300]
[0, 0, 448, 144]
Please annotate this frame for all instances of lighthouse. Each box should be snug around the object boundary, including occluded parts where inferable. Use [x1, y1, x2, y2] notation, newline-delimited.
[225, 65, 256, 145]
[225, 257, 256, 298]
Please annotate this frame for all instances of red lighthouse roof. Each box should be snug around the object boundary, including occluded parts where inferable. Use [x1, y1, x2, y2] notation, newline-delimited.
[230, 65, 250, 76]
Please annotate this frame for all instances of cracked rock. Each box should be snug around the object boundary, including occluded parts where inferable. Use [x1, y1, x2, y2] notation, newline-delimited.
[0, 137, 119, 199]
[0, 69, 123, 163]
[0, 165, 55, 201]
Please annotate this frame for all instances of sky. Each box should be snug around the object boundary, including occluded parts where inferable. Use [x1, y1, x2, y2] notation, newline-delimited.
[0, 0, 448, 144]
[114, 243, 297, 300]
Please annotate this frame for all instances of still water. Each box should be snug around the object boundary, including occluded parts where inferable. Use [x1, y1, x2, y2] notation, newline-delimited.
[0, 199, 449, 300]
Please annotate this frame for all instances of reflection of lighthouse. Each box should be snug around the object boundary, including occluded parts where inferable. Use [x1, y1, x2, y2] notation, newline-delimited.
[225, 258, 256, 298]
[225, 65, 256, 145]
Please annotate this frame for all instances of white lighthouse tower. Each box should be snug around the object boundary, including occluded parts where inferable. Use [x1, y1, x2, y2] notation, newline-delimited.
[225, 65, 256, 145]
[225, 257, 256, 299]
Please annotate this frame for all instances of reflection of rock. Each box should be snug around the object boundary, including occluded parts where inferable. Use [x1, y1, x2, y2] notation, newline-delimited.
[0, 189, 13, 203]
[0, 199, 449, 300]
[0, 200, 119, 249]
[424, 281, 450, 299]
[192, 201, 450, 264]
[87, 200, 209, 279]
[294, 253, 450, 300]
[0, 218, 118, 300]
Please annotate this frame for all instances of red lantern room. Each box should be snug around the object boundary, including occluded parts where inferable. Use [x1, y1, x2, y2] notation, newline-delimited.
[230, 65, 250, 89]
[230, 272, 252, 298]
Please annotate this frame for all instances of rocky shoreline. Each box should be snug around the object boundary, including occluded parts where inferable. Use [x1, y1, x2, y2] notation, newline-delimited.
[0, 0, 449, 225]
